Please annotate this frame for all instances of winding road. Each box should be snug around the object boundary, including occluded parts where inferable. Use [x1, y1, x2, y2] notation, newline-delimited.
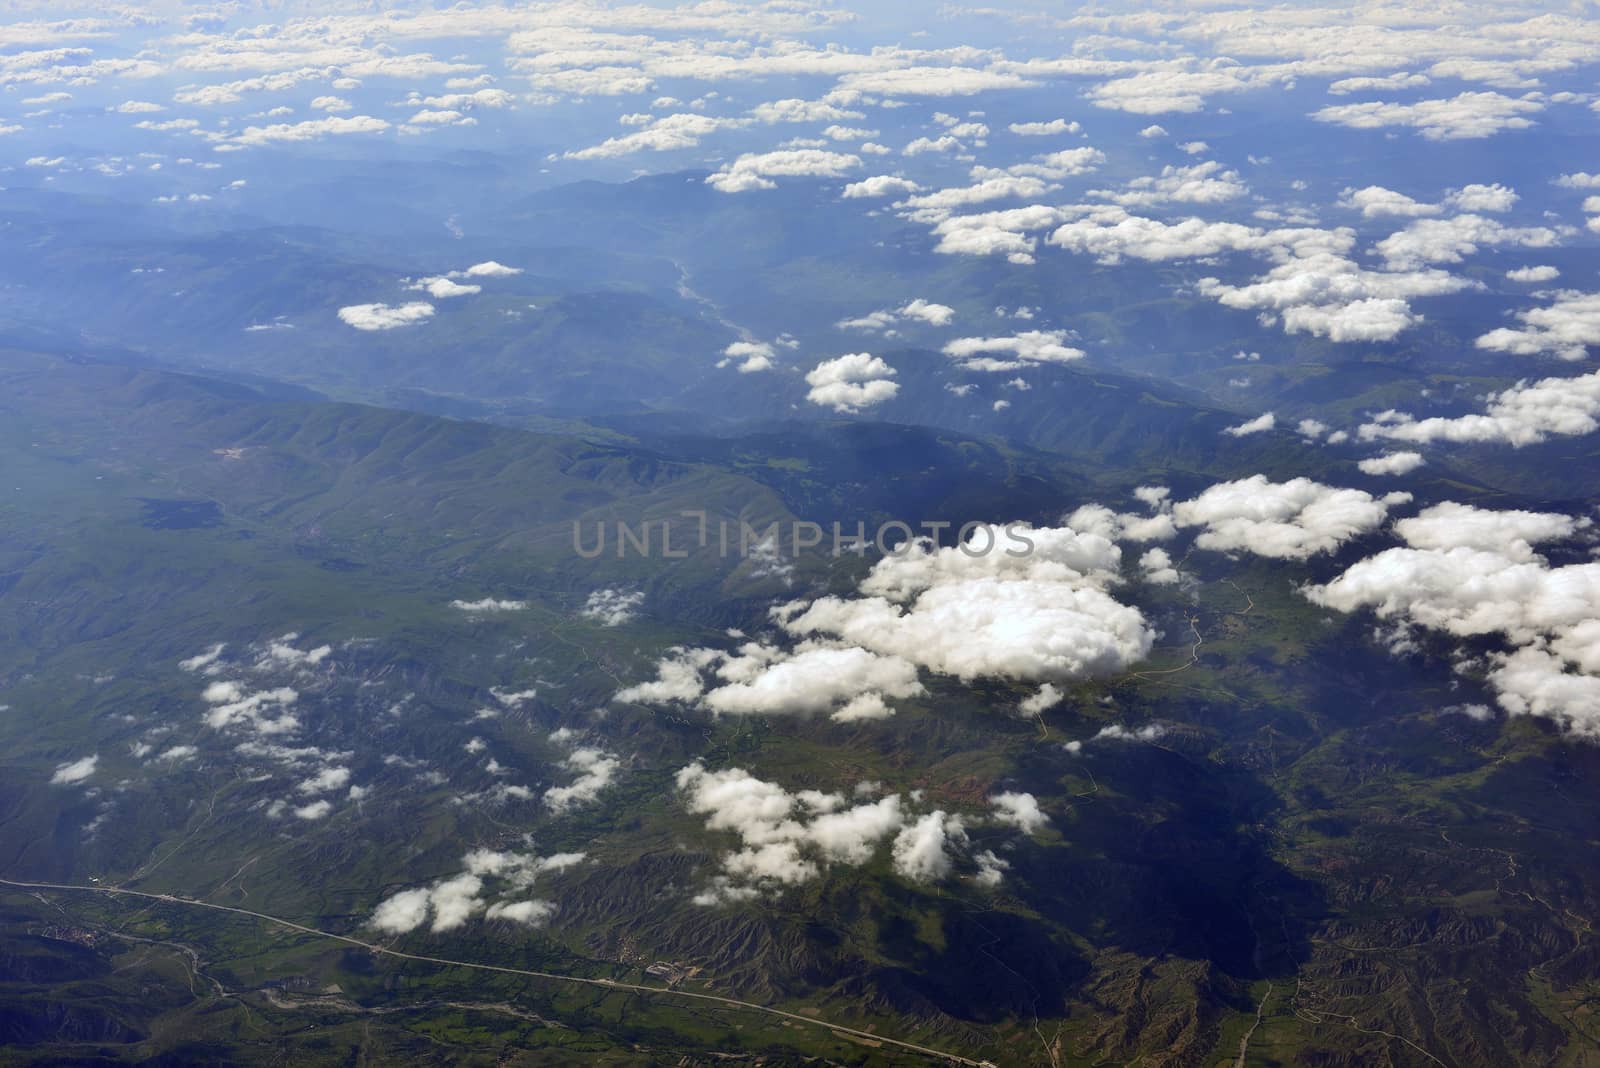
[1, 876, 992, 1067]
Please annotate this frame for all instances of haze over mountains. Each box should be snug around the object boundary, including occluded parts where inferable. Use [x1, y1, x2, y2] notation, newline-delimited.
[2, 3, 1600, 1065]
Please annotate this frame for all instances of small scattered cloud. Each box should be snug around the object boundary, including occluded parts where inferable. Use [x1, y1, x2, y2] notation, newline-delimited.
[338, 302, 434, 331]
[1223, 412, 1276, 437]
[1358, 450, 1426, 476]
[581, 588, 644, 626]
[1009, 118, 1080, 136]
[50, 754, 98, 786]
[451, 597, 528, 612]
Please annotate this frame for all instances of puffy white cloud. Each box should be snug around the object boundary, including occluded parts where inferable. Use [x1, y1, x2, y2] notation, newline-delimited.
[892, 811, 965, 881]
[1135, 485, 1171, 509]
[749, 98, 863, 124]
[370, 887, 432, 933]
[1223, 412, 1276, 437]
[620, 522, 1153, 714]
[942, 330, 1084, 371]
[897, 175, 1054, 220]
[1047, 204, 1336, 265]
[804, 353, 898, 413]
[1475, 292, 1600, 361]
[1196, 249, 1473, 342]
[459, 261, 521, 277]
[1034, 6, 1600, 121]
[171, 70, 327, 108]
[1139, 547, 1180, 585]
[1003, 147, 1106, 182]
[485, 899, 558, 925]
[618, 640, 923, 723]
[1306, 501, 1600, 736]
[565, 112, 742, 158]
[543, 746, 619, 813]
[292, 799, 333, 820]
[973, 849, 1009, 887]
[1308, 545, 1594, 646]
[831, 692, 895, 722]
[1010, 118, 1080, 135]
[1020, 683, 1064, 715]
[1065, 503, 1178, 545]
[523, 66, 653, 97]
[296, 766, 350, 795]
[701, 643, 925, 720]
[1358, 450, 1425, 476]
[50, 754, 98, 785]
[230, 114, 390, 147]
[1312, 91, 1543, 140]
[902, 134, 961, 156]
[1091, 160, 1247, 207]
[1506, 265, 1559, 283]
[581, 588, 644, 626]
[418, 89, 511, 111]
[1394, 502, 1589, 560]
[718, 340, 775, 373]
[1173, 475, 1409, 560]
[410, 276, 481, 298]
[837, 298, 954, 332]
[934, 114, 990, 139]
[706, 148, 859, 193]
[1489, 647, 1600, 738]
[1086, 64, 1288, 114]
[615, 646, 722, 704]
[781, 523, 1153, 683]
[1358, 370, 1600, 447]
[931, 204, 1069, 264]
[821, 124, 878, 141]
[1446, 183, 1517, 212]
[402, 108, 477, 130]
[897, 298, 956, 326]
[841, 174, 921, 199]
[1375, 214, 1560, 270]
[1554, 173, 1600, 190]
[338, 302, 435, 331]
[1329, 72, 1431, 95]
[409, 869, 476, 927]
[1338, 185, 1440, 219]
[990, 791, 1049, 834]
